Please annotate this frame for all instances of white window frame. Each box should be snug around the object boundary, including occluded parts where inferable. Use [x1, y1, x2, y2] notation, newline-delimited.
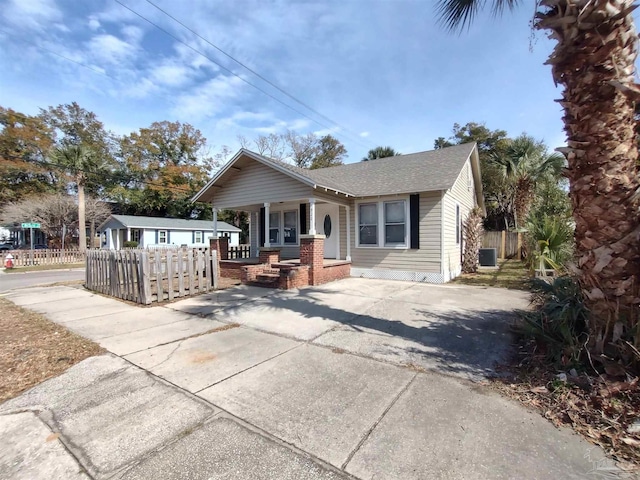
[282, 210, 298, 246]
[356, 198, 409, 249]
[158, 230, 168, 244]
[194, 231, 203, 243]
[131, 229, 141, 243]
[357, 202, 379, 247]
[266, 209, 300, 247]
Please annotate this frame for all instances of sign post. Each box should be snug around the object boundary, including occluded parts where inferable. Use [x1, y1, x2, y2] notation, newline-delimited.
[21, 222, 41, 266]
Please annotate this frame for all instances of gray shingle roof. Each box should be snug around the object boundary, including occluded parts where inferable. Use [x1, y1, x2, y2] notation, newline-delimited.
[192, 143, 479, 204]
[305, 143, 476, 196]
[107, 215, 241, 231]
[249, 143, 476, 197]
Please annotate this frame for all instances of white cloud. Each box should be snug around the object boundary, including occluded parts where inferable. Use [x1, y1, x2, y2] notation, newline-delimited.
[88, 17, 101, 30]
[119, 78, 159, 99]
[121, 25, 144, 44]
[216, 111, 310, 135]
[172, 75, 245, 120]
[359, 131, 370, 138]
[149, 64, 193, 87]
[173, 42, 219, 73]
[94, 3, 140, 24]
[288, 118, 311, 131]
[87, 34, 135, 64]
[2, 0, 62, 30]
[313, 126, 341, 137]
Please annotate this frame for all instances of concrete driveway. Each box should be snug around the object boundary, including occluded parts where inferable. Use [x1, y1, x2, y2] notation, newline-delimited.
[1, 280, 617, 479]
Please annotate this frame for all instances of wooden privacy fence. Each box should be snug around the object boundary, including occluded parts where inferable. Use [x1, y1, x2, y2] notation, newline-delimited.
[482, 231, 522, 259]
[5, 249, 85, 267]
[85, 248, 218, 305]
[228, 245, 251, 259]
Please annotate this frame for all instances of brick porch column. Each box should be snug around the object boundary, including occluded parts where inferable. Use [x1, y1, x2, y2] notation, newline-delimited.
[259, 247, 281, 265]
[218, 236, 229, 260]
[300, 234, 325, 285]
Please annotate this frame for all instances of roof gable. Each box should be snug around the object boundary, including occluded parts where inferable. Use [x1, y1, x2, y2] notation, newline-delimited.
[192, 149, 320, 203]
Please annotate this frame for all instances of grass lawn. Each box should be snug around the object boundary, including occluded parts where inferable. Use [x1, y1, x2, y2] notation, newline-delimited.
[453, 259, 531, 290]
[3, 262, 85, 273]
[0, 297, 104, 404]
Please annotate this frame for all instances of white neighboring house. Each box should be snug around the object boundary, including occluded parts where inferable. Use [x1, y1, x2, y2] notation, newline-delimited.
[0, 227, 11, 242]
[98, 215, 241, 249]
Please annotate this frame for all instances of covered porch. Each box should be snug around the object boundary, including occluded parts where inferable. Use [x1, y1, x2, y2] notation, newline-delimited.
[211, 196, 353, 263]
[193, 149, 356, 288]
[210, 197, 353, 289]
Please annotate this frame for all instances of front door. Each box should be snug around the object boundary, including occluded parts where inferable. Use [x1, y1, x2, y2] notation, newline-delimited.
[315, 204, 339, 259]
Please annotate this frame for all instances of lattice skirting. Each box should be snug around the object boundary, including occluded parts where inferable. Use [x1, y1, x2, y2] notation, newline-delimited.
[350, 267, 445, 284]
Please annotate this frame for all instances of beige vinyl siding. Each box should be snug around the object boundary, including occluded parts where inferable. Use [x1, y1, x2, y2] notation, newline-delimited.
[313, 189, 350, 206]
[213, 161, 313, 208]
[443, 159, 477, 277]
[348, 192, 442, 273]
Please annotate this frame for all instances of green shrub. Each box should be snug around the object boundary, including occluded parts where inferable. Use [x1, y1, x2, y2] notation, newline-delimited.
[524, 215, 573, 272]
[517, 276, 589, 366]
[123, 241, 139, 248]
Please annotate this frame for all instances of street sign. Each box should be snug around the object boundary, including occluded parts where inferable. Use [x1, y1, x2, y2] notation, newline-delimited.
[21, 222, 41, 229]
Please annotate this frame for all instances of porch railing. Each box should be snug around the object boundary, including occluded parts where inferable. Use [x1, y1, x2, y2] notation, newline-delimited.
[228, 244, 251, 259]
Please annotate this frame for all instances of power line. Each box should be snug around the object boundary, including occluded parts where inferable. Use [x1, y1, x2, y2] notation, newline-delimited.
[143, 0, 376, 149]
[36, 45, 120, 81]
[113, 0, 374, 151]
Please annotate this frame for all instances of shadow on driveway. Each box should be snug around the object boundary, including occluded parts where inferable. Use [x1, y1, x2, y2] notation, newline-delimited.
[213, 282, 526, 381]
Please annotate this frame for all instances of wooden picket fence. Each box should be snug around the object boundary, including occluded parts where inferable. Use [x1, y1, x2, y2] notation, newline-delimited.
[5, 249, 85, 267]
[85, 248, 218, 305]
[482, 231, 521, 259]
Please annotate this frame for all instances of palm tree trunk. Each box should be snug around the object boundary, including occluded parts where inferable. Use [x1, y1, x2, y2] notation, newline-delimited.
[514, 178, 534, 229]
[537, 0, 640, 359]
[77, 175, 87, 252]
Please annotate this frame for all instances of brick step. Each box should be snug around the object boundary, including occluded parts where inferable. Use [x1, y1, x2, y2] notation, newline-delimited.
[256, 273, 279, 282]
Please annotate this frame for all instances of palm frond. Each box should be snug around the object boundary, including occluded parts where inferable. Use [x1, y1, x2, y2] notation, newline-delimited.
[436, 0, 522, 32]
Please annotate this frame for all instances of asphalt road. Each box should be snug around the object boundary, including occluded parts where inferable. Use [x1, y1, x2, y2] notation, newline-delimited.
[0, 269, 85, 293]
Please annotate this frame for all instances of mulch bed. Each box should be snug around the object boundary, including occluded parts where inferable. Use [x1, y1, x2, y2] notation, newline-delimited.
[0, 297, 105, 404]
[489, 342, 640, 474]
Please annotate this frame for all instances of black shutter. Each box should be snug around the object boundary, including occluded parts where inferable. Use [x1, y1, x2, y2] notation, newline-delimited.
[259, 207, 265, 247]
[410, 194, 420, 249]
[300, 203, 307, 236]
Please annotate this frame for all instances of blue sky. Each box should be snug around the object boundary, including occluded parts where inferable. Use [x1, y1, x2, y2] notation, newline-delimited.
[1, 0, 569, 164]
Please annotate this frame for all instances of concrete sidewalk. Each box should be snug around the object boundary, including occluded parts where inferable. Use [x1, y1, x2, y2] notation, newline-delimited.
[1, 282, 621, 479]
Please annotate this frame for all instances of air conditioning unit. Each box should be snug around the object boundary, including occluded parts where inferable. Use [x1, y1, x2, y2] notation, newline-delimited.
[479, 248, 497, 267]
